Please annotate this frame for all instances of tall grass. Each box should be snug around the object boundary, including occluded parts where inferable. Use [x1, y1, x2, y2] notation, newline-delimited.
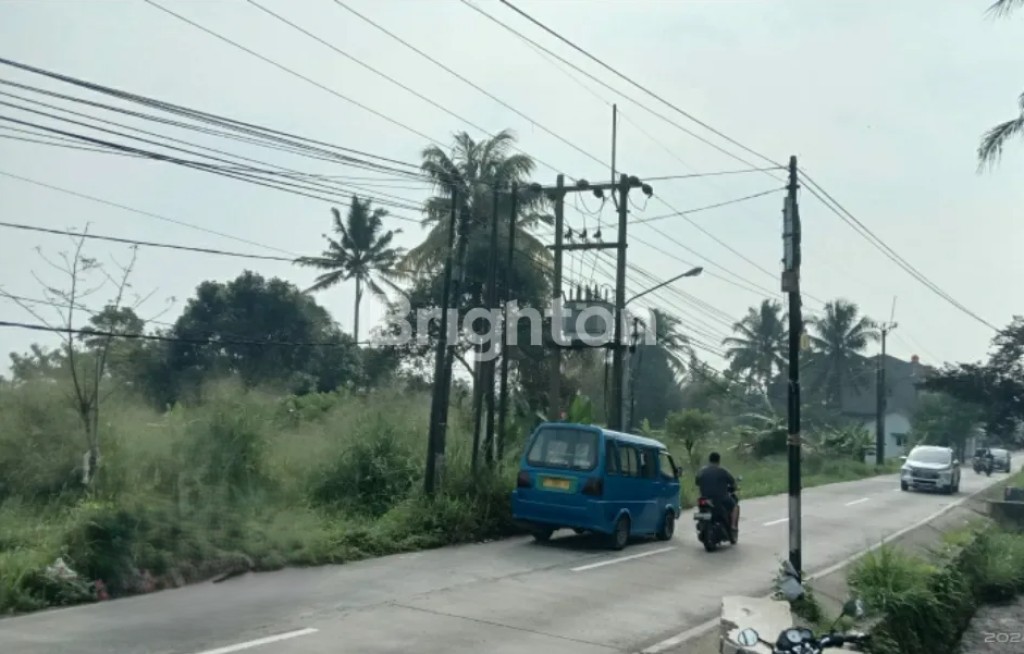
[848, 528, 1024, 654]
[0, 378, 896, 614]
[0, 379, 516, 614]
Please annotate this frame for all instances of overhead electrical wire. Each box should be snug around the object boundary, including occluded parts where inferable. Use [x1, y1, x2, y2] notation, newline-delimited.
[256, 0, 607, 175]
[487, 1, 991, 331]
[798, 171, 999, 332]
[0, 95, 427, 213]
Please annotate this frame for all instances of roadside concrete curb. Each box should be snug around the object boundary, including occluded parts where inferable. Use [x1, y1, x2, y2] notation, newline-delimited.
[636, 473, 1013, 654]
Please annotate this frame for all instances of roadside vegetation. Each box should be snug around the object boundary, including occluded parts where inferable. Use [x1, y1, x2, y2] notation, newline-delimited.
[1, 127, 1011, 616]
[844, 471, 1024, 654]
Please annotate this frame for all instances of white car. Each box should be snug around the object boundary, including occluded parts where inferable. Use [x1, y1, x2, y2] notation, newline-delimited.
[900, 445, 961, 494]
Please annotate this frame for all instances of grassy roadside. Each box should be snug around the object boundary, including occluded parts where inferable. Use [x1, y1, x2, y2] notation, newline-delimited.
[839, 469, 1024, 654]
[0, 380, 900, 615]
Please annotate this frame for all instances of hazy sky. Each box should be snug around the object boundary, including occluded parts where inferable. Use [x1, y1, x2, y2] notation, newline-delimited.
[1, 0, 1022, 376]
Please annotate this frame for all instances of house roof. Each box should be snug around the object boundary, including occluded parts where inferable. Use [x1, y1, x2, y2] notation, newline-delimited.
[839, 353, 934, 417]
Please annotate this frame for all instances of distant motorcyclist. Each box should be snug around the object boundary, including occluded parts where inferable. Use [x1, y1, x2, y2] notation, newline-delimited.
[696, 452, 739, 535]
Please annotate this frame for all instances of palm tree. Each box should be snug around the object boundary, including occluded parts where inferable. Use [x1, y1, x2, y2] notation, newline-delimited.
[722, 299, 788, 391]
[807, 299, 878, 409]
[295, 197, 404, 343]
[403, 129, 550, 283]
[978, 0, 1024, 167]
[645, 308, 692, 380]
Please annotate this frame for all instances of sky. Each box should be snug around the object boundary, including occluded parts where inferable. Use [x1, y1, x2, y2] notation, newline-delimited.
[1, 0, 1022, 377]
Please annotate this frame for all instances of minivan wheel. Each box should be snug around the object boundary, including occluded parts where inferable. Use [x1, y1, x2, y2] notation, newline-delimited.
[609, 516, 630, 550]
[656, 511, 675, 541]
[533, 527, 554, 542]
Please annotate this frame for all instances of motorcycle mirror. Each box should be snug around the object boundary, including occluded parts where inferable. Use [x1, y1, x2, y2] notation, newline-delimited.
[735, 628, 759, 647]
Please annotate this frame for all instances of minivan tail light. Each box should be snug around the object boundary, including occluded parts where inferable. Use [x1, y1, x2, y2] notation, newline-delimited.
[582, 477, 603, 496]
[517, 471, 532, 488]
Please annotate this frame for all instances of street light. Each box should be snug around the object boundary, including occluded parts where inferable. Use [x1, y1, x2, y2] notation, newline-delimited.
[625, 266, 703, 306]
[622, 265, 702, 432]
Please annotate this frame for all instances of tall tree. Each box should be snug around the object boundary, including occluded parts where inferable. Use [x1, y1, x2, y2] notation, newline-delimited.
[167, 271, 361, 395]
[403, 129, 549, 278]
[978, 0, 1024, 167]
[722, 299, 788, 391]
[646, 308, 692, 380]
[296, 197, 404, 343]
[807, 299, 878, 409]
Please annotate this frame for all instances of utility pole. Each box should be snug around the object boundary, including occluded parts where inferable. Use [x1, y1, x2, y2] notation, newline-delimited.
[482, 188, 501, 466]
[549, 174, 565, 420]
[542, 174, 647, 430]
[782, 155, 803, 577]
[609, 173, 630, 431]
[425, 189, 459, 495]
[497, 184, 518, 460]
[876, 321, 897, 465]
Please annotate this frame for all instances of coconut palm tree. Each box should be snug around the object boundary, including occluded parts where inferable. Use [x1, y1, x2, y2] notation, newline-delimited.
[807, 299, 878, 409]
[646, 308, 692, 380]
[978, 0, 1024, 167]
[722, 299, 788, 391]
[295, 197, 404, 343]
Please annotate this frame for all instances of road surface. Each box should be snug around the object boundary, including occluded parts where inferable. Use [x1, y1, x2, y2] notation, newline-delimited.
[1, 463, 1016, 654]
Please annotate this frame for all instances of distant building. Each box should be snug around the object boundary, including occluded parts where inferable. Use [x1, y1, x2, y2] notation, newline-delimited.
[838, 353, 933, 460]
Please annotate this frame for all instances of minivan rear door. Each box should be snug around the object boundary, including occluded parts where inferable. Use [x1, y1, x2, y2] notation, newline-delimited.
[519, 425, 602, 513]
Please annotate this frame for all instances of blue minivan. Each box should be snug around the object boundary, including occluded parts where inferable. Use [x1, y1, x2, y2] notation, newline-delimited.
[510, 422, 682, 550]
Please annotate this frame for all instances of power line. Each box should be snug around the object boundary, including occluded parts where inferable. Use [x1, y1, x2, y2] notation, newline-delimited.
[258, 0, 608, 174]
[0, 169, 300, 255]
[0, 220, 304, 264]
[642, 167, 785, 182]
[0, 113, 427, 221]
[143, 0, 444, 149]
[0, 57, 427, 178]
[798, 170, 999, 332]
[0, 93, 427, 213]
[329, 0, 606, 173]
[0, 319, 373, 348]
[460, 0, 783, 178]
[633, 187, 785, 225]
[496, 0, 786, 173]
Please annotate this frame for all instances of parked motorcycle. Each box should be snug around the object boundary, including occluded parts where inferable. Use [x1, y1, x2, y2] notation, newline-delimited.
[694, 477, 740, 552]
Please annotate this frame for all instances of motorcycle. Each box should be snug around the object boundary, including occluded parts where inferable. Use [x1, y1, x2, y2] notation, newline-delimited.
[729, 561, 871, 653]
[694, 477, 740, 552]
[973, 457, 993, 476]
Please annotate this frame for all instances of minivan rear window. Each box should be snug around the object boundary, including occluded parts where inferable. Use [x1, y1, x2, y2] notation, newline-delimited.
[527, 427, 599, 471]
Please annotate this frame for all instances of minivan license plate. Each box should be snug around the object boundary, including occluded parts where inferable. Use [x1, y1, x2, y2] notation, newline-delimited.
[541, 477, 571, 490]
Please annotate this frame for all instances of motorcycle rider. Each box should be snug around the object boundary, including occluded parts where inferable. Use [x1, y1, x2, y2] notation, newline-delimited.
[696, 452, 739, 536]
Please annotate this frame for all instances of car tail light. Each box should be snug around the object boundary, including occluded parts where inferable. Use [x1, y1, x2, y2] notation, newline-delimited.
[698, 498, 710, 507]
[517, 471, 532, 488]
[582, 477, 603, 496]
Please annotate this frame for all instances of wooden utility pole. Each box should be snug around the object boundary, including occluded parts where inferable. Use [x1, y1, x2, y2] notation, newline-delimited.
[425, 189, 459, 494]
[782, 156, 803, 577]
[876, 321, 897, 465]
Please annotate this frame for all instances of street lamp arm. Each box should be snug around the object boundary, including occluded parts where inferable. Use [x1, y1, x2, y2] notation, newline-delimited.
[624, 266, 703, 306]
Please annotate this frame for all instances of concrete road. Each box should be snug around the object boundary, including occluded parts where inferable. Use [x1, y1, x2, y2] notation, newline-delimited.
[1, 463, 1017, 654]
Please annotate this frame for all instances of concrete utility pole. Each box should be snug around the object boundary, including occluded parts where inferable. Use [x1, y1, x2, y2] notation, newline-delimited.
[876, 321, 897, 465]
[782, 155, 803, 577]
[549, 175, 565, 420]
[543, 174, 649, 430]
[496, 184, 519, 463]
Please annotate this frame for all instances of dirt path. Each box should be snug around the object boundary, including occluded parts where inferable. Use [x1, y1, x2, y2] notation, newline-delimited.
[958, 596, 1024, 653]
